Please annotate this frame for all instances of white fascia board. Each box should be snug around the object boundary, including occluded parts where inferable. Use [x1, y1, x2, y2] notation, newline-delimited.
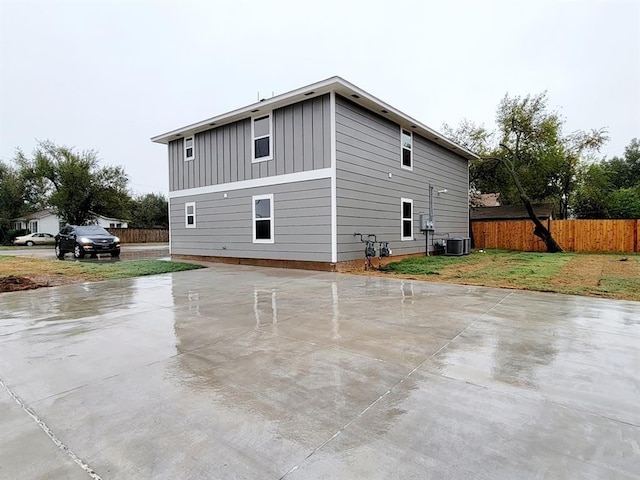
[168, 168, 332, 199]
[151, 77, 342, 144]
[151, 76, 480, 162]
[331, 78, 479, 161]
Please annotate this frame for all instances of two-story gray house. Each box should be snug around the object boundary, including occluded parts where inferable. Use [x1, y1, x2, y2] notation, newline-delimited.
[151, 77, 478, 269]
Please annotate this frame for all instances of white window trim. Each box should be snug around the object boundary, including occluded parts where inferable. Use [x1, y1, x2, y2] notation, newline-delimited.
[401, 198, 413, 241]
[184, 136, 195, 161]
[400, 127, 413, 171]
[185, 202, 196, 228]
[252, 193, 274, 244]
[251, 113, 273, 163]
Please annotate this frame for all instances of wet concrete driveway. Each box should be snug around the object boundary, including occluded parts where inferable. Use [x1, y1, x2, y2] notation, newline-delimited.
[1, 266, 638, 479]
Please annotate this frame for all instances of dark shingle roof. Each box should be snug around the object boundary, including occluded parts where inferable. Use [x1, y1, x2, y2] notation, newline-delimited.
[470, 203, 555, 221]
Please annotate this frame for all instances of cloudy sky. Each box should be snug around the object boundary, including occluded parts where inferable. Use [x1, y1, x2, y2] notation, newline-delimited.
[1, 0, 638, 196]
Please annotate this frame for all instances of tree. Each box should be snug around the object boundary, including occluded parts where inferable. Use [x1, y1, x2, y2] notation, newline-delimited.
[604, 138, 640, 190]
[573, 162, 611, 218]
[0, 161, 27, 243]
[573, 138, 640, 219]
[15, 140, 131, 225]
[607, 188, 640, 219]
[130, 193, 168, 228]
[444, 92, 606, 252]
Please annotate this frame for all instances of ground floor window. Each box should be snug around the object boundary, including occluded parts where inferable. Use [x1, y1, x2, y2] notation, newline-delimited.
[253, 194, 274, 243]
[401, 198, 413, 240]
[185, 202, 196, 228]
[29, 221, 38, 233]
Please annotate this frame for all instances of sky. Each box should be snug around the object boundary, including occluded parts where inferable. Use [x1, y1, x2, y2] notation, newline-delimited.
[1, 0, 638, 196]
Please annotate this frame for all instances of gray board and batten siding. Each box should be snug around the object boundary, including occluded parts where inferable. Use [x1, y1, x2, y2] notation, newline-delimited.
[168, 94, 331, 192]
[170, 178, 332, 262]
[335, 95, 469, 262]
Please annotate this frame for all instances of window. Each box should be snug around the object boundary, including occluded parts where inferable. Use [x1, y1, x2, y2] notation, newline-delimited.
[252, 114, 272, 162]
[401, 198, 413, 241]
[185, 202, 196, 228]
[29, 221, 38, 233]
[401, 128, 413, 170]
[184, 136, 194, 161]
[253, 194, 274, 243]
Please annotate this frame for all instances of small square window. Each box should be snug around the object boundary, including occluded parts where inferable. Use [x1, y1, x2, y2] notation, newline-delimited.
[184, 136, 194, 161]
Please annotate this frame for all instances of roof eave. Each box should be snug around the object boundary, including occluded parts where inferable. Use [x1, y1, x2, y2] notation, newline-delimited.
[151, 76, 479, 162]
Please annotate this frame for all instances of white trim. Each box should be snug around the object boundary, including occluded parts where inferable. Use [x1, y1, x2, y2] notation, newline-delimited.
[401, 198, 413, 241]
[185, 202, 196, 228]
[252, 193, 274, 244]
[400, 128, 413, 171]
[330, 91, 337, 264]
[184, 136, 194, 161]
[251, 113, 273, 162]
[168, 167, 332, 199]
[151, 76, 479, 162]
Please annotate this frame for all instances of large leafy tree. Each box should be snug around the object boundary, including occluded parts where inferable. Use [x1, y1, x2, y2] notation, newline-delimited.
[573, 138, 640, 219]
[0, 161, 27, 243]
[604, 138, 640, 190]
[572, 162, 611, 218]
[130, 193, 168, 228]
[444, 92, 606, 252]
[15, 140, 131, 225]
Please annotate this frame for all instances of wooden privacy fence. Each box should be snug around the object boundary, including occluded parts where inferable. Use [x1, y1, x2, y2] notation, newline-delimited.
[472, 219, 640, 253]
[107, 228, 168, 244]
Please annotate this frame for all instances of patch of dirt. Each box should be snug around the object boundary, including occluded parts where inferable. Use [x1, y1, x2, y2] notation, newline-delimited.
[549, 256, 605, 289]
[0, 274, 87, 293]
[0, 275, 43, 292]
[549, 255, 638, 290]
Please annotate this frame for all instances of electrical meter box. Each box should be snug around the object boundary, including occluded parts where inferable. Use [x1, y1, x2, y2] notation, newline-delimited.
[419, 213, 433, 231]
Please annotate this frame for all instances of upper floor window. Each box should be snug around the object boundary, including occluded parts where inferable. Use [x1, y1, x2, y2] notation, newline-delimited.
[401, 198, 413, 241]
[253, 194, 274, 243]
[184, 136, 194, 161]
[401, 129, 413, 170]
[252, 114, 272, 162]
[185, 202, 196, 228]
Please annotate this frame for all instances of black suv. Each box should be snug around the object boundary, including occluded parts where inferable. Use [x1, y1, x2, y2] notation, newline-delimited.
[55, 225, 121, 259]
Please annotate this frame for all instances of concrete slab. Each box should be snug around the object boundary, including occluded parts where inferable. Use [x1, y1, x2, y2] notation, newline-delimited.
[0, 265, 638, 479]
[0, 385, 89, 480]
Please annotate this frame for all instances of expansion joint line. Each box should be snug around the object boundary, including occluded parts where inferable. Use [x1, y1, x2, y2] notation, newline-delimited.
[279, 290, 514, 479]
[0, 378, 102, 480]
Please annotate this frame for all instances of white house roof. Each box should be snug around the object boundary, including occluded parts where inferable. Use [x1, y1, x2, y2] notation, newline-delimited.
[150, 76, 479, 161]
[12, 209, 55, 221]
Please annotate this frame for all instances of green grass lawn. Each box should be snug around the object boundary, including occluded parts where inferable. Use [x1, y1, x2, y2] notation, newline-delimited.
[73, 259, 204, 279]
[0, 256, 204, 287]
[382, 250, 640, 301]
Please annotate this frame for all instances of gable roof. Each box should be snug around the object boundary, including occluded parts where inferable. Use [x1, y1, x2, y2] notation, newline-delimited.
[12, 209, 55, 221]
[150, 76, 479, 162]
[470, 203, 555, 221]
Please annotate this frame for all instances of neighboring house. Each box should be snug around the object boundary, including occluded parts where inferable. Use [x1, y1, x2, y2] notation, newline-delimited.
[93, 215, 129, 229]
[474, 193, 501, 207]
[470, 203, 555, 222]
[151, 76, 477, 268]
[11, 210, 128, 234]
[10, 210, 61, 235]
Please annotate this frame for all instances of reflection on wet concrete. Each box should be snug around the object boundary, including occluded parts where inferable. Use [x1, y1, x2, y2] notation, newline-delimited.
[254, 288, 277, 327]
[1, 264, 638, 479]
[62, 247, 170, 262]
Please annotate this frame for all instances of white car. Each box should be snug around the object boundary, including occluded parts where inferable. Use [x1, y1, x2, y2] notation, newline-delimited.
[13, 232, 56, 246]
